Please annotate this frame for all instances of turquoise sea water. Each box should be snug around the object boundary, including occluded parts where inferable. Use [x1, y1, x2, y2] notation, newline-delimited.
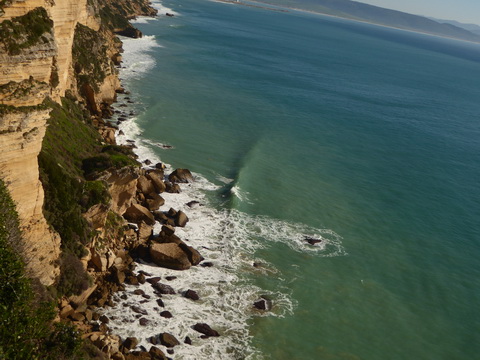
[119, 1, 480, 358]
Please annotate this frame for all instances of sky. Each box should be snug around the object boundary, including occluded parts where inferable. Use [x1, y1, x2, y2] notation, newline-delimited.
[358, 0, 480, 25]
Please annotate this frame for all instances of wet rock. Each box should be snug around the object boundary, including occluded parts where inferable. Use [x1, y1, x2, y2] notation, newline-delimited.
[131, 306, 148, 315]
[133, 289, 145, 296]
[193, 323, 220, 337]
[167, 349, 174, 355]
[253, 296, 273, 311]
[178, 243, 204, 266]
[186, 200, 200, 208]
[152, 282, 176, 295]
[304, 236, 322, 245]
[144, 159, 152, 165]
[165, 182, 181, 193]
[156, 299, 165, 307]
[200, 261, 214, 267]
[159, 333, 180, 347]
[169, 168, 193, 183]
[142, 294, 151, 300]
[184, 289, 199, 301]
[146, 277, 162, 284]
[149, 346, 167, 360]
[153, 210, 169, 223]
[139, 317, 149, 326]
[160, 311, 173, 318]
[100, 314, 110, 324]
[184, 336, 192, 345]
[165, 276, 177, 281]
[122, 337, 139, 351]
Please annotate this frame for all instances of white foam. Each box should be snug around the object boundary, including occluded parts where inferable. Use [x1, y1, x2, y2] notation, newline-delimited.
[103, 8, 345, 358]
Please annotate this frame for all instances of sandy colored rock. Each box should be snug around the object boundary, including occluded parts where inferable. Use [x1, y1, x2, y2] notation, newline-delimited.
[168, 168, 193, 183]
[146, 171, 166, 193]
[123, 204, 155, 225]
[150, 243, 192, 270]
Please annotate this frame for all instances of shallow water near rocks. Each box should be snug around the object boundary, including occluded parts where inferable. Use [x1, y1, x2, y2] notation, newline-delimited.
[104, 0, 480, 358]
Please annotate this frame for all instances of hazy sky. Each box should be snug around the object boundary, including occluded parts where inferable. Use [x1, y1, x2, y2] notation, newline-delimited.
[358, 0, 480, 25]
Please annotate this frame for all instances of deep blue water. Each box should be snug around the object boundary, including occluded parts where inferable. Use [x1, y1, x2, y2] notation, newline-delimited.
[122, 0, 480, 358]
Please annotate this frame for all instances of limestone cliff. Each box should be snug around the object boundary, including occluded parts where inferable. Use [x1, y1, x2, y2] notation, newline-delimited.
[0, 0, 156, 285]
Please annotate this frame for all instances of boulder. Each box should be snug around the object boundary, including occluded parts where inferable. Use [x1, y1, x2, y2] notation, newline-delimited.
[179, 243, 204, 266]
[83, 203, 109, 230]
[159, 333, 180, 347]
[146, 171, 166, 193]
[193, 323, 220, 337]
[137, 175, 156, 196]
[184, 336, 192, 345]
[253, 296, 272, 311]
[169, 169, 193, 183]
[150, 243, 192, 270]
[149, 346, 167, 360]
[184, 289, 199, 301]
[165, 182, 181, 193]
[122, 337, 139, 351]
[145, 193, 165, 211]
[123, 204, 155, 225]
[137, 221, 153, 243]
[105, 168, 139, 215]
[112, 266, 126, 285]
[175, 210, 189, 227]
[151, 282, 176, 295]
[139, 318, 149, 326]
[153, 210, 169, 223]
[160, 311, 173, 318]
[161, 224, 175, 236]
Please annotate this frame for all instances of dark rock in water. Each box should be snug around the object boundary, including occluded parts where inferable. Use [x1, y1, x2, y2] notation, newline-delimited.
[253, 296, 273, 311]
[131, 306, 148, 315]
[139, 317, 149, 326]
[133, 289, 145, 296]
[200, 261, 213, 267]
[149, 346, 167, 360]
[165, 276, 177, 281]
[160, 311, 173, 318]
[152, 282, 176, 295]
[155, 162, 165, 170]
[179, 243, 204, 265]
[165, 182, 181, 193]
[166, 13, 175, 17]
[122, 337, 139, 351]
[156, 299, 165, 307]
[184, 336, 192, 345]
[99, 315, 109, 324]
[167, 349, 174, 355]
[144, 159, 152, 165]
[119, 130, 125, 135]
[139, 270, 152, 277]
[186, 200, 200, 208]
[193, 323, 220, 337]
[116, 26, 143, 39]
[142, 294, 151, 300]
[147, 277, 162, 284]
[304, 236, 322, 245]
[159, 333, 180, 347]
[149, 336, 158, 345]
[169, 168, 193, 183]
[153, 210, 169, 223]
[184, 289, 199, 301]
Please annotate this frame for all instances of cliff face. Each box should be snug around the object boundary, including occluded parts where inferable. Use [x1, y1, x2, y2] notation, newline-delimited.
[0, 0, 154, 285]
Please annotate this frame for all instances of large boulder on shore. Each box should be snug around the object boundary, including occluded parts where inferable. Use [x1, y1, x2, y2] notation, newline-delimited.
[137, 175, 156, 195]
[150, 243, 192, 270]
[123, 204, 155, 225]
[145, 192, 165, 211]
[146, 171, 166, 193]
[193, 323, 220, 337]
[168, 168, 193, 183]
[175, 210, 189, 227]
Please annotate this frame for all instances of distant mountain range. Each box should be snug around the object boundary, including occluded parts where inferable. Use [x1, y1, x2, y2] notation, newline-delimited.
[253, 0, 480, 43]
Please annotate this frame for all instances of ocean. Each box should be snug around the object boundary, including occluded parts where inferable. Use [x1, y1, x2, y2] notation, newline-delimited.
[104, 0, 480, 358]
